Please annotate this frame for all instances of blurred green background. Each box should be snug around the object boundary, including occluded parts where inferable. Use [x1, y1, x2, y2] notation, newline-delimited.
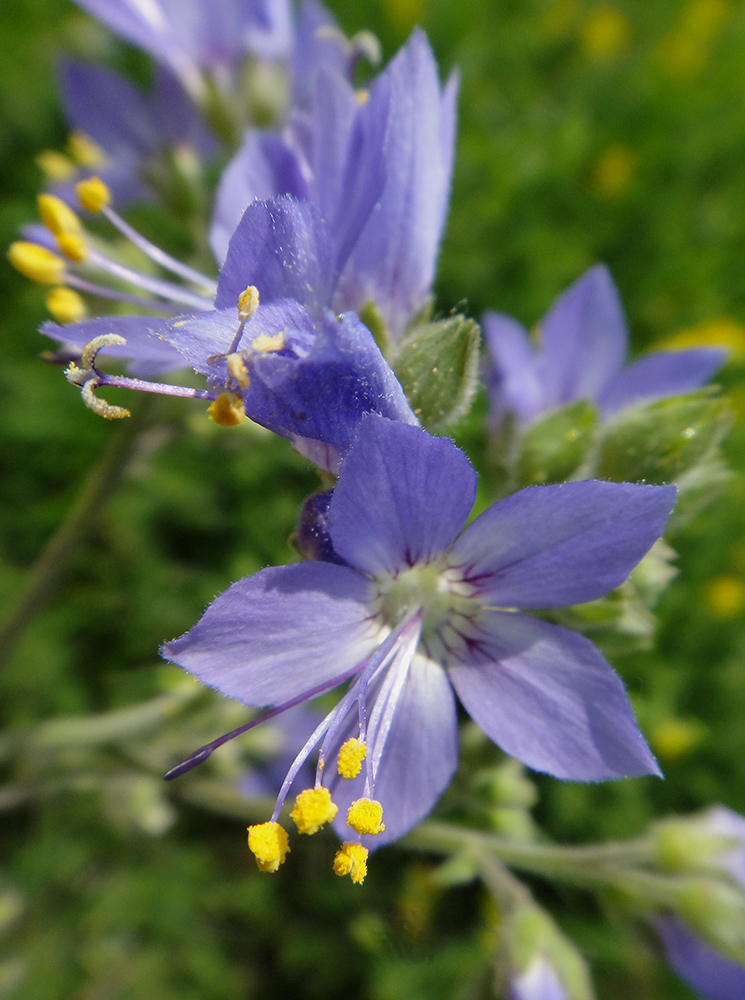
[2, 0, 745, 997]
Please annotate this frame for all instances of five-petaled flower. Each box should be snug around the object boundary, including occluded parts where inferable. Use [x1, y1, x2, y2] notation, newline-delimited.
[162, 414, 674, 879]
[484, 264, 726, 426]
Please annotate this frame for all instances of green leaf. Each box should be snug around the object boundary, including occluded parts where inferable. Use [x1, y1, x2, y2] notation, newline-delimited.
[392, 314, 481, 431]
[514, 400, 598, 487]
[594, 389, 733, 487]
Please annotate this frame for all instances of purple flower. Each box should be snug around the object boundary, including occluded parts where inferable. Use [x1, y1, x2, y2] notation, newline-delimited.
[508, 955, 567, 1000]
[656, 807, 745, 1000]
[210, 29, 458, 337]
[162, 414, 673, 853]
[71, 0, 292, 98]
[657, 917, 745, 1000]
[147, 286, 419, 471]
[484, 265, 726, 425]
[54, 61, 217, 207]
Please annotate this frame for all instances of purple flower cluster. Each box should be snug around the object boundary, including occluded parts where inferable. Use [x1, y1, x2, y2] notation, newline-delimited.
[12, 0, 729, 894]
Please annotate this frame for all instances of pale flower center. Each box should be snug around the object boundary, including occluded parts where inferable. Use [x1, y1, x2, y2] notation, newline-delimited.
[376, 560, 479, 660]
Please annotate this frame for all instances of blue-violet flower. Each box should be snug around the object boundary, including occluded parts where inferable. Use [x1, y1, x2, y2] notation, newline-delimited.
[162, 414, 674, 878]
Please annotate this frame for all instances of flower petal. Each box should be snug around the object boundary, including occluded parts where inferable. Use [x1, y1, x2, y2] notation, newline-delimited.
[215, 196, 337, 316]
[483, 311, 544, 424]
[335, 30, 457, 336]
[161, 562, 381, 706]
[538, 264, 627, 408]
[328, 651, 458, 847]
[657, 917, 745, 1000]
[209, 132, 309, 264]
[450, 479, 675, 609]
[597, 348, 727, 415]
[328, 415, 476, 576]
[448, 612, 661, 780]
[41, 314, 186, 377]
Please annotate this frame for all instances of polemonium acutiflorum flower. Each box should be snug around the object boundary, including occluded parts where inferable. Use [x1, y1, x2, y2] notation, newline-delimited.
[162, 414, 674, 880]
[211, 28, 458, 338]
[71, 0, 293, 101]
[50, 62, 217, 208]
[38, 192, 418, 471]
[484, 264, 726, 426]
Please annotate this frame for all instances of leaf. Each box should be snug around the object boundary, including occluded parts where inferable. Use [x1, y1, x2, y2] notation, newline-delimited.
[514, 400, 598, 487]
[392, 314, 481, 431]
[594, 389, 733, 487]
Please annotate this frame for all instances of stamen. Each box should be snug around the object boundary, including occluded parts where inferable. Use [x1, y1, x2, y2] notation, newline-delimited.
[7, 242, 66, 284]
[68, 131, 106, 168]
[96, 195, 217, 292]
[290, 787, 338, 835]
[227, 286, 261, 354]
[226, 353, 250, 390]
[347, 798, 385, 836]
[46, 286, 87, 324]
[208, 391, 246, 427]
[251, 331, 285, 353]
[76, 176, 111, 214]
[37, 194, 82, 236]
[36, 149, 75, 183]
[337, 738, 367, 779]
[333, 843, 368, 884]
[56, 232, 88, 263]
[247, 821, 290, 873]
[237, 285, 260, 322]
[64, 273, 178, 311]
[80, 245, 213, 310]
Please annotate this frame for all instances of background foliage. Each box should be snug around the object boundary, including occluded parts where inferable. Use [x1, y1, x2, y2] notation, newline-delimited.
[2, 0, 745, 997]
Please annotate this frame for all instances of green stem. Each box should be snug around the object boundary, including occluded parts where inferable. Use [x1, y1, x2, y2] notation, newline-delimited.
[0, 397, 155, 667]
[0, 685, 201, 764]
[405, 821, 657, 890]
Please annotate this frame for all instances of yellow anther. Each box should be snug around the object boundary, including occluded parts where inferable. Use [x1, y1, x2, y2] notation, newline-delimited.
[7, 241, 66, 284]
[76, 176, 111, 213]
[355, 88, 370, 104]
[347, 798, 385, 836]
[251, 331, 285, 353]
[68, 130, 106, 168]
[290, 787, 339, 835]
[46, 286, 87, 324]
[208, 391, 246, 427]
[80, 333, 128, 369]
[226, 353, 250, 390]
[37, 194, 82, 236]
[237, 284, 260, 321]
[333, 843, 369, 884]
[56, 232, 88, 263]
[247, 821, 290, 873]
[36, 149, 75, 183]
[337, 738, 367, 779]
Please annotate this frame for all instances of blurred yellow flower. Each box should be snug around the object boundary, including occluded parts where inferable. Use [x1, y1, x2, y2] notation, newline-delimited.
[588, 143, 636, 199]
[580, 4, 631, 60]
[651, 717, 707, 761]
[382, 0, 424, 30]
[657, 317, 745, 361]
[703, 574, 745, 620]
[657, 0, 731, 78]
